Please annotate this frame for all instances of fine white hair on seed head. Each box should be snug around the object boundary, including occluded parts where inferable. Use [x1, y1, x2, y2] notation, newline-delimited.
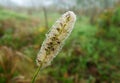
[36, 11, 76, 68]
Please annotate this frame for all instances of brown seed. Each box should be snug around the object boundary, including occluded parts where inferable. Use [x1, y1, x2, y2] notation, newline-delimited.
[47, 46, 51, 49]
[57, 41, 60, 44]
[51, 36, 58, 41]
[45, 48, 48, 51]
[56, 28, 60, 32]
[51, 47, 55, 51]
[50, 37, 55, 41]
[60, 22, 63, 27]
[37, 59, 42, 63]
[49, 42, 53, 45]
[63, 24, 66, 27]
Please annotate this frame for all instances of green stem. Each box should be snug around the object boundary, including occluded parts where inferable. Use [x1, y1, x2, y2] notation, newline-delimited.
[31, 64, 42, 83]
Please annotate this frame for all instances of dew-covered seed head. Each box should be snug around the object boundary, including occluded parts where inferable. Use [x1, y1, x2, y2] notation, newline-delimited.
[36, 11, 76, 68]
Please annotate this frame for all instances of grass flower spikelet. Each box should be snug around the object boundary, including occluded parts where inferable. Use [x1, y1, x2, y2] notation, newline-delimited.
[36, 11, 76, 68]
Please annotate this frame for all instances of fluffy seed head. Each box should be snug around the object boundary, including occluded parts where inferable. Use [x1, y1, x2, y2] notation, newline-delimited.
[36, 11, 76, 68]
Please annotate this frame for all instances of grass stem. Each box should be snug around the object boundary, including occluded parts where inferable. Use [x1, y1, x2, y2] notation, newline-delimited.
[31, 63, 42, 83]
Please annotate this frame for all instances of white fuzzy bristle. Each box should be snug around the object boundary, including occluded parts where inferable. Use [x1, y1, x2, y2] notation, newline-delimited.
[36, 11, 76, 68]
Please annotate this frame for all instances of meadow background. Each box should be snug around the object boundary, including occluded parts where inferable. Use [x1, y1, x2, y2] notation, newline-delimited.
[0, 0, 120, 83]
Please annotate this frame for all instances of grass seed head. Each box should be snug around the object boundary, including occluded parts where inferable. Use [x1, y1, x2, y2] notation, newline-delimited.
[36, 11, 76, 68]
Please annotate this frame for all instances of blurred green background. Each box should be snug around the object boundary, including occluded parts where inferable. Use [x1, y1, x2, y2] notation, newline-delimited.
[0, 0, 120, 83]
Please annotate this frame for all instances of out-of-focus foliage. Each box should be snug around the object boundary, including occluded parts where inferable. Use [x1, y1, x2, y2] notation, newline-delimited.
[0, 46, 35, 83]
[0, 3, 120, 83]
[96, 5, 120, 28]
[112, 6, 120, 26]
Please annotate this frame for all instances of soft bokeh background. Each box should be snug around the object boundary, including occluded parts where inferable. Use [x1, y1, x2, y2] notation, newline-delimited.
[0, 0, 120, 83]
